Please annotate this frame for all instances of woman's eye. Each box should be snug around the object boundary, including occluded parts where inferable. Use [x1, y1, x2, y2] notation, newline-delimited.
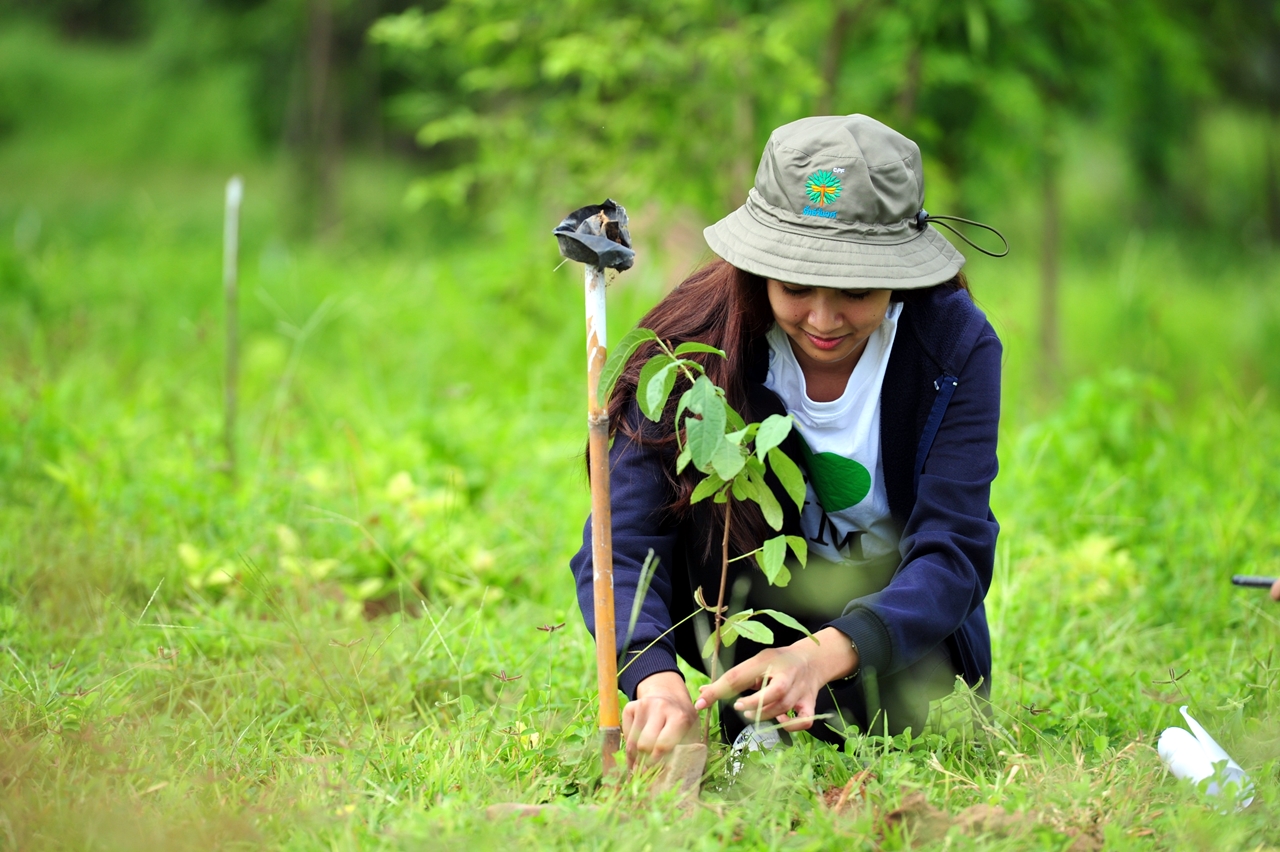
[843, 290, 871, 300]
[783, 286, 811, 296]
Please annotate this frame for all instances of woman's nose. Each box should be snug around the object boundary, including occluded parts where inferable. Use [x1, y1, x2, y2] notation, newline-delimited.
[808, 294, 842, 331]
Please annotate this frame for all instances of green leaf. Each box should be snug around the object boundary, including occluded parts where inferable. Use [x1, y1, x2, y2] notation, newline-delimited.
[675, 444, 692, 474]
[725, 426, 750, 446]
[597, 327, 657, 403]
[679, 358, 707, 375]
[685, 375, 718, 414]
[768, 447, 807, 511]
[756, 609, 816, 641]
[755, 414, 792, 459]
[731, 616, 774, 645]
[684, 418, 711, 469]
[674, 389, 692, 443]
[711, 437, 746, 480]
[701, 622, 740, 657]
[755, 476, 783, 530]
[689, 473, 726, 504]
[785, 535, 808, 569]
[773, 563, 792, 587]
[741, 461, 781, 529]
[639, 359, 677, 421]
[685, 389, 726, 470]
[760, 535, 790, 586]
[673, 341, 727, 358]
[733, 471, 759, 503]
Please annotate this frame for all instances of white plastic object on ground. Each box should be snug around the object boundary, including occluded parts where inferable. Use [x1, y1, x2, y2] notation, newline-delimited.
[1157, 705, 1254, 810]
[728, 722, 784, 777]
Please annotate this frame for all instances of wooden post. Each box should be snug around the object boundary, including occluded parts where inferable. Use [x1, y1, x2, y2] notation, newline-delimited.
[223, 176, 243, 481]
[585, 264, 621, 773]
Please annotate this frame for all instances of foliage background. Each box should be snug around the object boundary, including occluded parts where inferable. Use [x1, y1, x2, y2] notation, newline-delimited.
[2, 1, 1280, 849]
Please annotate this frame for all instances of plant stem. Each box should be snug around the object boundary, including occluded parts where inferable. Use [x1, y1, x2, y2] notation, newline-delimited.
[704, 503, 732, 745]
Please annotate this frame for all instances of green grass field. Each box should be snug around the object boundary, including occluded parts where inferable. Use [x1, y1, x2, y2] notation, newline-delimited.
[3, 27, 1280, 851]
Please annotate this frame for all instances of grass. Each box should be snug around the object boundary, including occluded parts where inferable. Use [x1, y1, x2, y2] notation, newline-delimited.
[3, 26, 1280, 851]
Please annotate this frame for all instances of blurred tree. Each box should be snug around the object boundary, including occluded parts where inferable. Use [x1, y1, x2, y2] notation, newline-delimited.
[868, 0, 1006, 214]
[1106, 1, 1210, 227]
[371, 0, 832, 217]
[980, 0, 1115, 378]
[1192, 0, 1280, 241]
[202, 0, 415, 237]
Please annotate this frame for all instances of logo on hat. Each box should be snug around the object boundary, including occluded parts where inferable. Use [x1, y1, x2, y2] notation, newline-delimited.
[805, 170, 842, 207]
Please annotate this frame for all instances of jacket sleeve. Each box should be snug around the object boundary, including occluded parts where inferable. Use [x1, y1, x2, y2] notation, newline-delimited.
[827, 329, 1001, 678]
[569, 409, 684, 699]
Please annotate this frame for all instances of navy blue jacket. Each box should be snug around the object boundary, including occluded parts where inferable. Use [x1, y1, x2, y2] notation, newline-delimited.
[571, 284, 1001, 699]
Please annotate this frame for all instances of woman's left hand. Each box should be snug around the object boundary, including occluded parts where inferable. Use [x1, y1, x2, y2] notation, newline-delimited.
[693, 627, 858, 732]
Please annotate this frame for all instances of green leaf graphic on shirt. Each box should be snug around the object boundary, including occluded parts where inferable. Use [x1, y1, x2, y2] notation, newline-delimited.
[797, 435, 871, 512]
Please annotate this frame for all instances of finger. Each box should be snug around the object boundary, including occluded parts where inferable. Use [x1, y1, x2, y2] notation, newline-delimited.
[694, 657, 770, 709]
[778, 696, 817, 732]
[651, 716, 686, 760]
[731, 676, 791, 720]
[623, 704, 643, 768]
[633, 710, 670, 765]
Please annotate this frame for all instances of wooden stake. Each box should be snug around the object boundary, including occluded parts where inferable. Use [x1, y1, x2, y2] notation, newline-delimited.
[223, 176, 243, 481]
[585, 264, 621, 773]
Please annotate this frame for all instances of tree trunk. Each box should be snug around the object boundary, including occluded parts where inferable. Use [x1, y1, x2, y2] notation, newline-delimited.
[816, 2, 870, 115]
[297, 0, 342, 238]
[360, 0, 384, 155]
[896, 43, 922, 126]
[1267, 105, 1280, 244]
[724, 91, 756, 211]
[1039, 128, 1062, 380]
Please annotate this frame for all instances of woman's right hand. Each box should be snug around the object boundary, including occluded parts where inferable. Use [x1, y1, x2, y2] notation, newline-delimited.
[622, 670, 699, 768]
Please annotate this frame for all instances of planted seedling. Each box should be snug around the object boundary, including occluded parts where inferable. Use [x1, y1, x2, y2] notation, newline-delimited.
[600, 328, 814, 742]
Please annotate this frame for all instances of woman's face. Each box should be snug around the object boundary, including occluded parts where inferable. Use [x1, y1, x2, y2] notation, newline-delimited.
[766, 279, 892, 370]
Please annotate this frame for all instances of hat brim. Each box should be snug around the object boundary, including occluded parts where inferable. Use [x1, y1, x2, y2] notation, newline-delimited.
[704, 203, 965, 290]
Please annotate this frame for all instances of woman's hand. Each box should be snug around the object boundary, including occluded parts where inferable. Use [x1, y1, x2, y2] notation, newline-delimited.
[623, 671, 699, 768]
[693, 627, 858, 732]
[1272, 577, 1280, 601]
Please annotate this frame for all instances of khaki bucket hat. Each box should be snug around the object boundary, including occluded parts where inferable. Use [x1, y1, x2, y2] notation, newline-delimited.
[705, 114, 966, 290]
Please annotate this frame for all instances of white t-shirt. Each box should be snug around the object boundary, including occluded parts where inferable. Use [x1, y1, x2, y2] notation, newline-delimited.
[755, 303, 904, 617]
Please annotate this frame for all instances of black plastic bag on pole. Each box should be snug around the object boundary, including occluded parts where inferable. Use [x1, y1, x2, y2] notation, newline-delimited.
[553, 199, 635, 271]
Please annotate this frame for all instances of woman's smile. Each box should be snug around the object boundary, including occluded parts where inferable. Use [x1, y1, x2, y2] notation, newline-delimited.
[803, 331, 849, 351]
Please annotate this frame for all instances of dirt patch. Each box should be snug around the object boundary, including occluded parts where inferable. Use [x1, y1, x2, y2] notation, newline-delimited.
[823, 788, 1104, 850]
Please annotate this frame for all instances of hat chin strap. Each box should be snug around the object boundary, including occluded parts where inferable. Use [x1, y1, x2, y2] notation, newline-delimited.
[914, 210, 1010, 258]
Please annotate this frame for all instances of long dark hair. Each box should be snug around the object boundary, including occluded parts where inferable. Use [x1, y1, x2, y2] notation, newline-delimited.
[603, 258, 970, 559]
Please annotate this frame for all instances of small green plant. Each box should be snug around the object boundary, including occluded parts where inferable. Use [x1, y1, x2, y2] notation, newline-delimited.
[600, 328, 814, 723]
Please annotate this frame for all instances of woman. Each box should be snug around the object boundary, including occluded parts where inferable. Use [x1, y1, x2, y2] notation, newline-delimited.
[570, 114, 1002, 765]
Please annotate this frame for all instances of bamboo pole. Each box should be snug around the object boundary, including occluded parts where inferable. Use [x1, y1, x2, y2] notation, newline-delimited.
[585, 264, 621, 773]
[223, 176, 243, 482]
